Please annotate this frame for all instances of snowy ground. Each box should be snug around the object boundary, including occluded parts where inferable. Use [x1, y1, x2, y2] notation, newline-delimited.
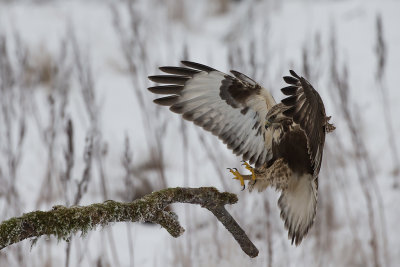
[0, 0, 399, 266]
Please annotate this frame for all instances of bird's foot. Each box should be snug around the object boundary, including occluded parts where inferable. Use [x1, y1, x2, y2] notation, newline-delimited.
[242, 161, 256, 180]
[228, 168, 245, 190]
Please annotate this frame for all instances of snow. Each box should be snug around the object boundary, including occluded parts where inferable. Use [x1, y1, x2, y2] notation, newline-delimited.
[1, 0, 400, 266]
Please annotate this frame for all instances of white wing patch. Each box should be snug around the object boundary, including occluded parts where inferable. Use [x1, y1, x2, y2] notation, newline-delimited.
[149, 62, 277, 168]
[177, 71, 271, 166]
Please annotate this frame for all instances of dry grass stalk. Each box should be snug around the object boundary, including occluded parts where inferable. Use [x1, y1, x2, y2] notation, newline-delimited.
[329, 29, 389, 267]
[374, 14, 400, 187]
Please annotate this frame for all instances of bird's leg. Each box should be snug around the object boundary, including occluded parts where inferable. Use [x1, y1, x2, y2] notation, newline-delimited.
[242, 161, 256, 180]
[228, 166, 255, 190]
[228, 168, 247, 190]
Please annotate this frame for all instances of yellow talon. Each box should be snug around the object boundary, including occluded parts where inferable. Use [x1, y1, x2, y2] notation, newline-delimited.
[228, 168, 245, 189]
[242, 161, 256, 180]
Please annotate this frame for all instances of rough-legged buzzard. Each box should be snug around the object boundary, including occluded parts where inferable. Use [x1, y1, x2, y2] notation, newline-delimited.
[148, 61, 335, 245]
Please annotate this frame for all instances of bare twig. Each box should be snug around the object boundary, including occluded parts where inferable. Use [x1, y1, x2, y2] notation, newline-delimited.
[374, 14, 400, 188]
[0, 187, 259, 258]
[73, 135, 93, 206]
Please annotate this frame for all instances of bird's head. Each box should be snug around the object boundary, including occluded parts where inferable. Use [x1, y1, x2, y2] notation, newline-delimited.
[265, 104, 289, 130]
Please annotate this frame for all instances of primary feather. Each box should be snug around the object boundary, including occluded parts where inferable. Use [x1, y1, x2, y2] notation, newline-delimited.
[148, 61, 277, 167]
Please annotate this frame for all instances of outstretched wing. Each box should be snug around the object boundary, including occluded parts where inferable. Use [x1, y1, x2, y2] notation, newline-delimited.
[148, 61, 276, 168]
[280, 70, 327, 177]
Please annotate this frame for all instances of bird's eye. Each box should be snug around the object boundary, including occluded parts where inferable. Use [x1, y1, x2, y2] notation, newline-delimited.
[270, 114, 277, 120]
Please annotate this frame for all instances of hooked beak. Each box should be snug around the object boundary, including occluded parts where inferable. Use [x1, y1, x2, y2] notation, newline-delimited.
[265, 120, 271, 129]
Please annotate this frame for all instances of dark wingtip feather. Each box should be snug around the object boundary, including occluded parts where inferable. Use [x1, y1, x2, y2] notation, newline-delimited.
[282, 106, 296, 117]
[153, 95, 179, 106]
[148, 85, 184, 95]
[181, 61, 216, 72]
[148, 75, 189, 85]
[289, 70, 300, 79]
[148, 75, 164, 83]
[281, 86, 298, 96]
[159, 66, 200, 76]
[299, 76, 313, 89]
[281, 95, 297, 106]
[283, 76, 299, 85]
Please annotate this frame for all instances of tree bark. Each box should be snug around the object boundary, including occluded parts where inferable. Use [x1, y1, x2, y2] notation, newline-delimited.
[0, 187, 258, 258]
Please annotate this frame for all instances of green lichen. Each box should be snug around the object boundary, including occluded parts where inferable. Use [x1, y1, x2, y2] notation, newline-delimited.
[0, 187, 240, 252]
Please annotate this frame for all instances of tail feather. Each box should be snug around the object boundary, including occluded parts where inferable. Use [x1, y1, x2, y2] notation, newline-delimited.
[278, 174, 318, 245]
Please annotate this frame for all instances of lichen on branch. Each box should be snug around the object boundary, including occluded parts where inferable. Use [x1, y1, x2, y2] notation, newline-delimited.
[0, 187, 258, 258]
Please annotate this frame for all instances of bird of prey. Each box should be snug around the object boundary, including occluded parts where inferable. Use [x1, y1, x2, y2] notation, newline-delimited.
[148, 61, 335, 245]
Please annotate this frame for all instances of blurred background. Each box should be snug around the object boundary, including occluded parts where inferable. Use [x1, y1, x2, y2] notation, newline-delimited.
[0, 0, 399, 266]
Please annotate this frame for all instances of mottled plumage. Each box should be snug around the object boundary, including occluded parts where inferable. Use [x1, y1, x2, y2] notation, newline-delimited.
[148, 61, 335, 245]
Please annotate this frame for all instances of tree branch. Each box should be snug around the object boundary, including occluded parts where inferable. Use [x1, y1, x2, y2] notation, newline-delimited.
[0, 187, 258, 257]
